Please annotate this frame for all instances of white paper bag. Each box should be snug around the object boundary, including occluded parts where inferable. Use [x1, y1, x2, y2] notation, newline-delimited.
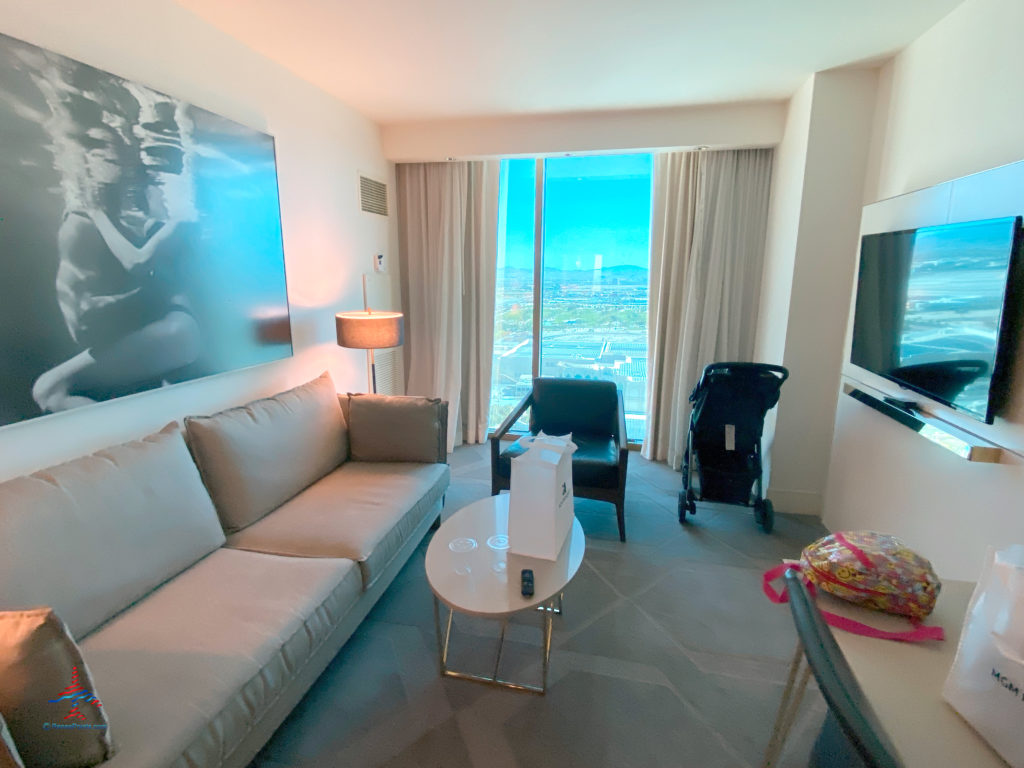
[944, 545, 1024, 767]
[508, 432, 576, 561]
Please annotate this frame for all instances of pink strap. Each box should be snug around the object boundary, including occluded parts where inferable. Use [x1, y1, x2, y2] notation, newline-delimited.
[834, 532, 876, 571]
[762, 563, 796, 603]
[762, 564, 945, 643]
[820, 609, 945, 642]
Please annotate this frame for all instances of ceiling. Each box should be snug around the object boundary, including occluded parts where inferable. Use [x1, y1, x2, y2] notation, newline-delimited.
[175, 0, 963, 125]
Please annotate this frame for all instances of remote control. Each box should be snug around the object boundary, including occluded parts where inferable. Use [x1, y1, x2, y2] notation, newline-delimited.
[521, 568, 534, 597]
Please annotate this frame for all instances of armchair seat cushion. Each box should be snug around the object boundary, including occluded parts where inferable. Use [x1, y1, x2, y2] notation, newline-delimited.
[496, 433, 620, 489]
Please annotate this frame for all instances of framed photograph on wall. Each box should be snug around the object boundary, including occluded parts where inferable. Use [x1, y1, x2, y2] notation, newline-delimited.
[0, 31, 293, 428]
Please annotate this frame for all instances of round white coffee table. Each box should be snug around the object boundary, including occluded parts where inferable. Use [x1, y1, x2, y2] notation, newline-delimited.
[425, 493, 585, 694]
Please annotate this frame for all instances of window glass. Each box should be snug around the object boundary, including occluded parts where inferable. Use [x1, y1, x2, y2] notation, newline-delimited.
[490, 153, 652, 441]
[490, 158, 536, 431]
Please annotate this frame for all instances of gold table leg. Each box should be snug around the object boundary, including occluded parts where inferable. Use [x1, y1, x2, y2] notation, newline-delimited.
[493, 618, 508, 679]
[537, 591, 564, 616]
[762, 641, 812, 767]
[541, 596, 553, 690]
[433, 595, 454, 675]
[433, 596, 558, 695]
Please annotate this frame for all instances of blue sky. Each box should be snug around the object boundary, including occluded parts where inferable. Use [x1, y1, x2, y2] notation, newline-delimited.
[498, 154, 653, 272]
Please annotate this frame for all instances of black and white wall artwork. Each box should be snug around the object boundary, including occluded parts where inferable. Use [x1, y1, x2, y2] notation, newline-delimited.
[0, 32, 292, 427]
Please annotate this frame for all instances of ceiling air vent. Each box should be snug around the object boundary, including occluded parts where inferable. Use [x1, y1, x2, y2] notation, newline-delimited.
[359, 175, 388, 216]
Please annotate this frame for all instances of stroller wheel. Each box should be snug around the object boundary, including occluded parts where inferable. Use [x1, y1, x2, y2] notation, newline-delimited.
[679, 489, 696, 528]
[754, 498, 774, 534]
[679, 489, 697, 524]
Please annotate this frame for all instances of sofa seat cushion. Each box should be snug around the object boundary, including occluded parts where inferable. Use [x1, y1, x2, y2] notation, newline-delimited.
[0, 424, 225, 639]
[80, 548, 361, 768]
[226, 462, 450, 589]
[496, 433, 620, 489]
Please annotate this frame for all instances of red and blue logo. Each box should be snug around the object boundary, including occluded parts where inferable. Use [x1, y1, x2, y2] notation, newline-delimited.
[49, 666, 102, 721]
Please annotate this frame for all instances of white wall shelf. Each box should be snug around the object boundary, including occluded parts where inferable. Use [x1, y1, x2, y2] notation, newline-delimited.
[843, 383, 1002, 463]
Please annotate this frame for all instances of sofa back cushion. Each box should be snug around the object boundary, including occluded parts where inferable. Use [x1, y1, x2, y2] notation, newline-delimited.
[346, 394, 446, 462]
[185, 373, 348, 533]
[0, 424, 225, 639]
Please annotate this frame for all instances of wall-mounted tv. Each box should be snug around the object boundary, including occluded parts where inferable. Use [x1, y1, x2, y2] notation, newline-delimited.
[0, 32, 292, 428]
[851, 216, 1023, 424]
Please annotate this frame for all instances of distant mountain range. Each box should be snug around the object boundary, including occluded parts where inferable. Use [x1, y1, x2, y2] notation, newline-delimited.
[500, 264, 649, 286]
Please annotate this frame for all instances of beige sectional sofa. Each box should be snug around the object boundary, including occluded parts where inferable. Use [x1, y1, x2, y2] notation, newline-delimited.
[0, 374, 449, 768]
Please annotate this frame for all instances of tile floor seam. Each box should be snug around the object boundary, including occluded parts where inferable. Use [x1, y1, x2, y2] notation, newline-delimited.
[675, 516, 771, 568]
[605, 600, 782, 767]
[629, 598, 792, 685]
[551, 589, 627, 649]
[580, 554, 628, 600]
[652, 659, 758, 768]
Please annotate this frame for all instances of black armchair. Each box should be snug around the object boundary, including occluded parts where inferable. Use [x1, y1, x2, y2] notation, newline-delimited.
[490, 377, 629, 542]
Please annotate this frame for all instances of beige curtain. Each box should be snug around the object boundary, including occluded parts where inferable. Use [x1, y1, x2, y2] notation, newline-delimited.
[397, 160, 499, 452]
[644, 152, 700, 465]
[460, 162, 499, 444]
[643, 148, 774, 469]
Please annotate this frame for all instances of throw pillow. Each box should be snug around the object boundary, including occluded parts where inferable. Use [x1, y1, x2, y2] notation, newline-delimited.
[0, 608, 114, 768]
[347, 394, 445, 462]
[185, 372, 349, 533]
[0, 714, 25, 768]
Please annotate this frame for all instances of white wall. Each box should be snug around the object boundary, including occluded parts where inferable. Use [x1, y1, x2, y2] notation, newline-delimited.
[823, 0, 1024, 581]
[762, 68, 879, 515]
[869, 0, 1024, 201]
[754, 78, 814, 366]
[753, 77, 814, 488]
[0, 1, 391, 480]
[381, 101, 786, 162]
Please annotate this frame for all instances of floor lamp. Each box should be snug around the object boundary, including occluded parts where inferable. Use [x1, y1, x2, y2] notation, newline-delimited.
[335, 310, 404, 393]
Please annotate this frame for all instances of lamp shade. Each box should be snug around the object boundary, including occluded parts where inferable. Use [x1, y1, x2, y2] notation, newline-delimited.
[335, 311, 404, 349]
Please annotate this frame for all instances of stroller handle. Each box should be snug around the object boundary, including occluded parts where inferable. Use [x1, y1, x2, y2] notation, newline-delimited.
[689, 362, 790, 403]
[701, 362, 788, 382]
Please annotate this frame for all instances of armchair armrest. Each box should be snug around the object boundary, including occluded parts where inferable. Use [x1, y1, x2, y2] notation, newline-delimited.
[490, 392, 532, 484]
[436, 401, 448, 462]
[614, 390, 628, 454]
[491, 392, 532, 442]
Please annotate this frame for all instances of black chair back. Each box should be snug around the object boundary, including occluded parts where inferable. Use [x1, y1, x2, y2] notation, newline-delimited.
[784, 569, 905, 768]
[529, 377, 619, 437]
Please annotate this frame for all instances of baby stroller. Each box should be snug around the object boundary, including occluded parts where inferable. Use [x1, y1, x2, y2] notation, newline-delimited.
[678, 362, 789, 533]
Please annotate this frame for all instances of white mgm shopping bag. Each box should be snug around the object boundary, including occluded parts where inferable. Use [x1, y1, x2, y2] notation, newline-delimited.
[944, 545, 1024, 767]
[508, 432, 576, 561]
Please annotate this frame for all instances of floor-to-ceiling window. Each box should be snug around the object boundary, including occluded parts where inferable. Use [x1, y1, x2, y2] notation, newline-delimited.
[490, 158, 536, 431]
[490, 153, 653, 440]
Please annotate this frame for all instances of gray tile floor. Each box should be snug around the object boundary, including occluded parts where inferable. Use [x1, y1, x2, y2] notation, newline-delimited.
[250, 445, 830, 768]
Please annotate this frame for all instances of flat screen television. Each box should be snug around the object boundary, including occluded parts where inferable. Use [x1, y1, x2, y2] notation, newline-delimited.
[850, 216, 1023, 424]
